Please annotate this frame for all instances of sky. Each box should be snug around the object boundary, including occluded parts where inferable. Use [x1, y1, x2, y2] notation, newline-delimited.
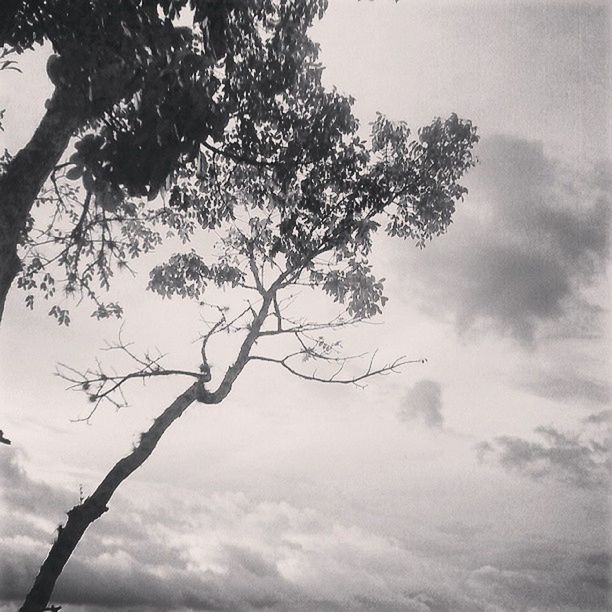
[1, 1, 611, 611]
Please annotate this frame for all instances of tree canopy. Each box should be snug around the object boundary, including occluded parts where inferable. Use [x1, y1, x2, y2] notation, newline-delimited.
[18, 89, 477, 608]
[4, 4, 479, 610]
[0, 0, 330, 322]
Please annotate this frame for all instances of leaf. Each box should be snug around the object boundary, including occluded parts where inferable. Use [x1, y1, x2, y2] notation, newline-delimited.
[65, 166, 83, 180]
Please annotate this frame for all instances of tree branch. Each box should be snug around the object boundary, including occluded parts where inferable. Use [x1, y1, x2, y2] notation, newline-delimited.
[248, 354, 424, 387]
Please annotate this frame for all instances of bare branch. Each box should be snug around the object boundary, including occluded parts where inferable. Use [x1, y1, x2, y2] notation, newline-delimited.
[273, 294, 283, 332]
[56, 329, 203, 420]
[248, 354, 425, 387]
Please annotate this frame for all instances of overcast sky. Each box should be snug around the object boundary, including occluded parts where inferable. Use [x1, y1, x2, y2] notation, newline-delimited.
[1, 1, 610, 611]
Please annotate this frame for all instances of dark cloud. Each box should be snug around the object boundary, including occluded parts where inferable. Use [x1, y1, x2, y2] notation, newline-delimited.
[477, 412, 611, 490]
[398, 380, 444, 428]
[400, 135, 610, 344]
[0, 448, 75, 518]
[467, 539, 611, 611]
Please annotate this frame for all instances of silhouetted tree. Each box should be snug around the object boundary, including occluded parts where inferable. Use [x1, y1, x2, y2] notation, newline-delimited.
[19, 91, 477, 609]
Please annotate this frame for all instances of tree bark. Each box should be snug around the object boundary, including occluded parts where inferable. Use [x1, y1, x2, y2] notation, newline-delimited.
[0, 90, 77, 324]
[19, 383, 198, 612]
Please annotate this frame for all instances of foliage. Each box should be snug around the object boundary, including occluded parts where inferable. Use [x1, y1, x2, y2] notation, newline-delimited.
[16, 84, 477, 322]
[0, 0, 334, 322]
[0, 0, 375, 324]
[2, 2, 477, 326]
[2, 0, 328, 195]
[55, 105, 477, 418]
[144, 108, 478, 323]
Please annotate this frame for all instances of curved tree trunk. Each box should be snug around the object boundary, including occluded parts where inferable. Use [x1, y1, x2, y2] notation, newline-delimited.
[19, 383, 198, 612]
[0, 90, 77, 323]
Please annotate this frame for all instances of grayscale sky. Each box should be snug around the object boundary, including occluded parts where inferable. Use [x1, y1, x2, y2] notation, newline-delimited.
[1, 1, 610, 611]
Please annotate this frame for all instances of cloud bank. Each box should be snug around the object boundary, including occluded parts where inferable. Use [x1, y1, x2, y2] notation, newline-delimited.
[2, 449, 610, 611]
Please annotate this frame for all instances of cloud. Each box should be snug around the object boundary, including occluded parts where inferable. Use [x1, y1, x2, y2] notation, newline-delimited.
[2, 450, 610, 611]
[436, 521, 490, 540]
[0, 451, 460, 610]
[398, 380, 444, 428]
[477, 412, 611, 490]
[400, 135, 610, 344]
[584, 410, 612, 425]
[518, 371, 610, 406]
[0, 447, 75, 518]
[463, 539, 612, 611]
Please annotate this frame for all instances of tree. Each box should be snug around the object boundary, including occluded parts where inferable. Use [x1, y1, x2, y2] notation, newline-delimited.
[0, 0, 330, 323]
[18, 94, 478, 609]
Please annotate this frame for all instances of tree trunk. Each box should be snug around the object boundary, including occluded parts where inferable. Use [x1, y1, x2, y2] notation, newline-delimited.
[19, 383, 198, 612]
[19, 290, 273, 611]
[0, 90, 77, 324]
